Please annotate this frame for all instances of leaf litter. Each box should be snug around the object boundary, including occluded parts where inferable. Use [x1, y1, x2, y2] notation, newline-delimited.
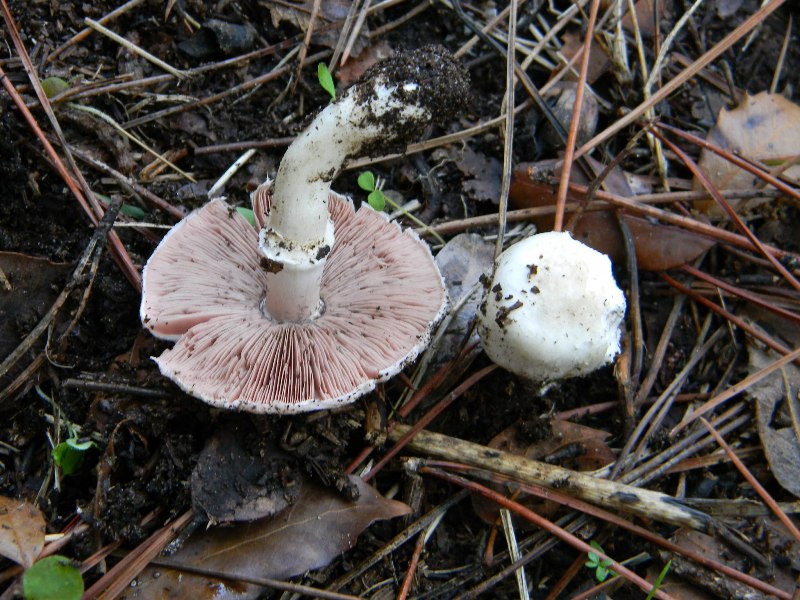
[0, 1, 799, 598]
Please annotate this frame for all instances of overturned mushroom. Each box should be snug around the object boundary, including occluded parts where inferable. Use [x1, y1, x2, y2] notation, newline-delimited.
[141, 46, 469, 413]
[478, 232, 626, 382]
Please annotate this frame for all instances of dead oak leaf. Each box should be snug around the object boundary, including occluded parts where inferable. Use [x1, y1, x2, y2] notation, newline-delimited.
[695, 92, 800, 214]
[0, 496, 46, 569]
[125, 476, 409, 599]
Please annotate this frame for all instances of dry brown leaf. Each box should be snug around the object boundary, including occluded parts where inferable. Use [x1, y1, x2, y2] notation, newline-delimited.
[335, 41, 393, 87]
[456, 147, 502, 203]
[0, 496, 46, 569]
[0, 252, 71, 359]
[510, 161, 715, 270]
[745, 315, 800, 497]
[265, 0, 369, 56]
[695, 92, 800, 213]
[126, 476, 410, 599]
[434, 233, 495, 365]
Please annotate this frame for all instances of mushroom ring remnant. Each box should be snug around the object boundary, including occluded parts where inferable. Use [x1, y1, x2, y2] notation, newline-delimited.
[140, 191, 447, 414]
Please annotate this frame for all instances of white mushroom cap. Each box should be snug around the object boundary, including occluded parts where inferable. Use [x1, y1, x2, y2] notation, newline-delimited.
[477, 232, 626, 382]
[140, 192, 447, 414]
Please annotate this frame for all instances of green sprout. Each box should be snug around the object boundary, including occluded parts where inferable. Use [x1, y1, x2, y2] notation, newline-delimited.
[645, 559, 672, 600]
[317, 63, 336, 101]
[236, 206, 257, 227]
[23, 555, 83, 600]
[41, 76, 71, 99]
[585, 540, 616, 582]
[357, 170, 387, 211]
[52, 424, 95, 476]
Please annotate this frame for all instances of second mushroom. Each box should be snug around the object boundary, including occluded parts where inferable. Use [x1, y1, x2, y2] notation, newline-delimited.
[140, 47, 469, 413]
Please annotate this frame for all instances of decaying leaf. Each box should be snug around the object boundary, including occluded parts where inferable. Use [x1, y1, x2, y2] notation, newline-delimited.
[434, 233, 495, 364]
[126, 476, 410, 599]
[335, 41, 393, 87]
[746, 315, 800, 497]
[695, 92, 800, 213]
[510, 161, 715, 270]
[0, 252, 71, 359]
[664, 527, 796, 598]
[0, 496, 46, 569]
[265, 0, 369, 57]
[456, 147, 502, 203]
[191, 424, 302, 524]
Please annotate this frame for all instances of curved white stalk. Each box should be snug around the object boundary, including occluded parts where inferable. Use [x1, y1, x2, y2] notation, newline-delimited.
[259, 47, 467, 323]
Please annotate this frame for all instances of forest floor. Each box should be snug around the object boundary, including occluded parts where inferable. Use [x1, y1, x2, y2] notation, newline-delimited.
[1, 0, 799, 599]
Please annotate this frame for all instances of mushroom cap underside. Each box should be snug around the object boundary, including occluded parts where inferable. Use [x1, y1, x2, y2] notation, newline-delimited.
[140, 195, 447, 413]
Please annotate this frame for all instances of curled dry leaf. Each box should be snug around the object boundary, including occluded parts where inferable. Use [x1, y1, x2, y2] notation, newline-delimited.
[126, 476, 410, 600]
[0, 496, 46, 569]
[335, 41, 393, 87]
[695, 92, 800, 214]
[0, 252, 71, 358]
[745, 314, 800, 498]
[434, 233, 495, 364]
[510, 161, 715, 270]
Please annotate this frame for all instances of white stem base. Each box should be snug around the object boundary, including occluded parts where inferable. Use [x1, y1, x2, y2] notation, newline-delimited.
[258, 218, 335, 322]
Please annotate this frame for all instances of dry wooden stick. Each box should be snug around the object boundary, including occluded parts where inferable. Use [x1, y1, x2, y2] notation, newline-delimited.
[390, 424, 715, 531]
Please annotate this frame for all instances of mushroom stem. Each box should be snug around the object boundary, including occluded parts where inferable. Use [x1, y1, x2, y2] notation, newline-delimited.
[259, 46, 468, 323]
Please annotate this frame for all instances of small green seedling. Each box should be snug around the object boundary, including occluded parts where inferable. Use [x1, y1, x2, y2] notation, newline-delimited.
[52, 425, 95, 476]
[23, 555, 83, 600]
[236, 206, 257, 227]
[357, 171, 386, 211]
[41, 76, 70, 99]
[317, 63, 336, 101]
[585, 540, 616, 582]
[645, 559, 672, 600]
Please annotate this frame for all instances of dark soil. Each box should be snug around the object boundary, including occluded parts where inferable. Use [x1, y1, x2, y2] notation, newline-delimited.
[1, 1, 799, 598]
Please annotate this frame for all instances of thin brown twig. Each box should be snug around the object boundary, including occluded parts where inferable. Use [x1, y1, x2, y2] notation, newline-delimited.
[661, 273, 793, 356]
[419, 467, 676, 600]
[672, 346, 800, 435]
[0, 3, 141, 290]
[364, 364, 498, 480]
[396, 531, 426, 600]
[655, 122, 800, 202]
[553, 0, 600, 232]
[460, 463, 789, 599]
[652, 128, 800, 292]
[701, 418, 800, 544]
[45, 0, 147, 62]
[573, 0, 787, 159]
[682, 265, 800, 325]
